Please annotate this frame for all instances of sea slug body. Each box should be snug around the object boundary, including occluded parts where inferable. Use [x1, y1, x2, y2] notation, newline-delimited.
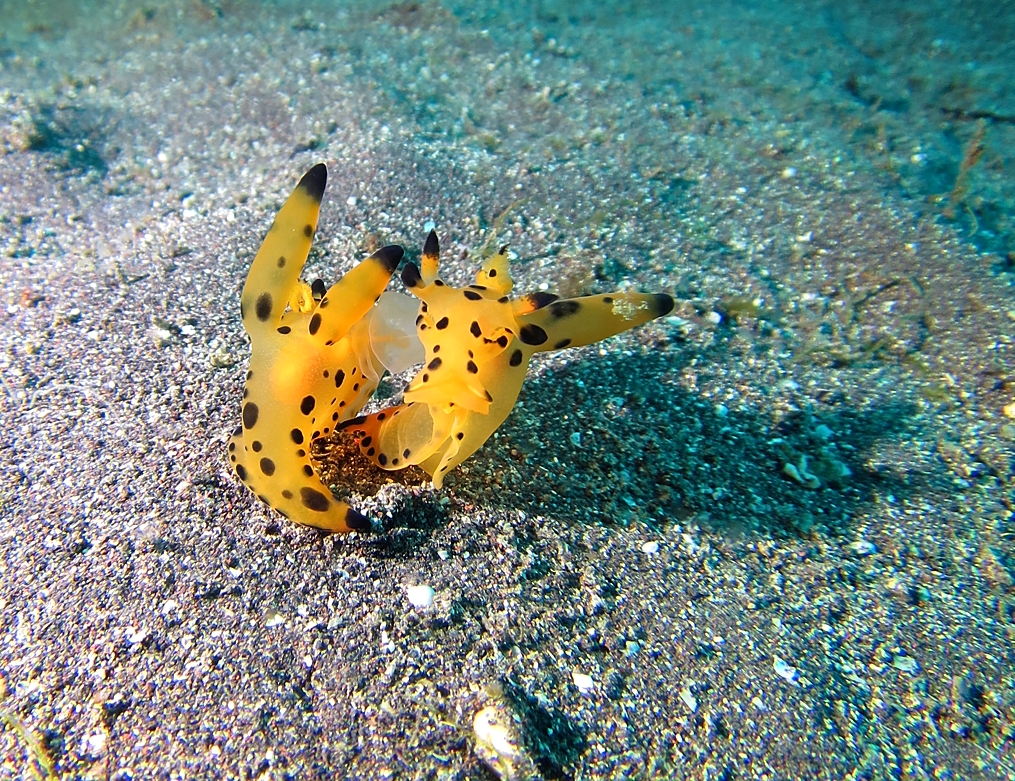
[228, 164, 421, 532]
[341, 230, 674, 488]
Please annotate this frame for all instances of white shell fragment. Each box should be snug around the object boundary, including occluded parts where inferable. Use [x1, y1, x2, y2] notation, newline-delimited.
[679, 683, 698, 712]
[406, 584, 435, 609]
[571, 670, 595, 693]
[893, 654, 919, 673]
[473, 703, 535, 780]
[773, 655, 798, 683]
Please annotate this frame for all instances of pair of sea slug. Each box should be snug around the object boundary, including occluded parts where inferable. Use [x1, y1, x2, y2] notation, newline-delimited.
[228, 164, 673, 531]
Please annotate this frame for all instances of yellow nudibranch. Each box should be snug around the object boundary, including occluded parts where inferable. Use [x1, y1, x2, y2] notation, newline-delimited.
[230, 164, 673, 532]
[228, 164, 421, 531]
[340, 230, 674, 489]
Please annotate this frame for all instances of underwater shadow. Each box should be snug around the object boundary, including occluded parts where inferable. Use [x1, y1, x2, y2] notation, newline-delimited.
[433, 345, 932, 539]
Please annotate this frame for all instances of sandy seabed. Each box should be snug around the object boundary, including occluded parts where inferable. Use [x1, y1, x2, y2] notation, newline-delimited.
[1, 1, 1013, 778]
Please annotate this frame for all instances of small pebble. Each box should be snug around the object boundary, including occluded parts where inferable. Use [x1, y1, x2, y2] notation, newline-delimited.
[773, 656, 798, 683]
[893, 654, 919, 673]
[679, 683, 698, 712]
[407, 584, 435, 609]
[641, 540, 660, 554]
[572, 670, 595, 693]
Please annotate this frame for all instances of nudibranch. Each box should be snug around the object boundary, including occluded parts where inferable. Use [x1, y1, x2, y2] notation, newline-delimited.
[340, 230, 674, 488]
[228, 164, 422, 532]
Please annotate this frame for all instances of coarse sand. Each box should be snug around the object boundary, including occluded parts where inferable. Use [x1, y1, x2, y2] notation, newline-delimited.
[1, 0, 1013, 778]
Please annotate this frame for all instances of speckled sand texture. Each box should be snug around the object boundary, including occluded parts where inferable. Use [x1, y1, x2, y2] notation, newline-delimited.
[1, 1, 1013, 778]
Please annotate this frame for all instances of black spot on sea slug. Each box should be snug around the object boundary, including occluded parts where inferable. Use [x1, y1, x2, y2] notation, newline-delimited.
[362, 436, 372, 447]
[243, 402, 259, 429]
[470, 321, 482, 337]
[277, 256, 286, 268]
[309, 313, 322, 335]
[509, 349, 523, 366]
[303, 465, 314, 477]
[259, 457, 275, 476]
[235, 464, 248, 481]
[277, 326, 291, 334]
[519, 324, 548, 345]
[466, 360, 478, 374]
[255, 292, 272, 321]
[554, 338, 572, 349]
[282, 490, 293, 500]
[436, 316, 449, 329]
[378, 453, 387, 466]
[291, 428, 304, 444]
[550, 300, 581, 318]
[464, 290, 482, 301]
[300, 487, 330, 512]
[403, 449, 411, 458]
[303, 224, 313, 237]
[335, 369, 345, 387]
[428, 357, 442, 370]
[252, 441, 262, 452]
[456, 432, 464, 440]
[300, 395, 316, 415]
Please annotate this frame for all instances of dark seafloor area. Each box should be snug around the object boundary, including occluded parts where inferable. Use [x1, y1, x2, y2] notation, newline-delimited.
[0, 1, 1013, 778]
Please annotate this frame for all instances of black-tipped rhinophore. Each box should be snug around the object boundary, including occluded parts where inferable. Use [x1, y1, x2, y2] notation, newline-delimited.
[344, 507, 372, 532]
[373, 244, 405, 273]
[297, 163, 328, 203]
[401, 262, 423, 289]
[526, 291, 559, 311]
[654, 293, 675, 316]
[423, 229, 439, 257]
